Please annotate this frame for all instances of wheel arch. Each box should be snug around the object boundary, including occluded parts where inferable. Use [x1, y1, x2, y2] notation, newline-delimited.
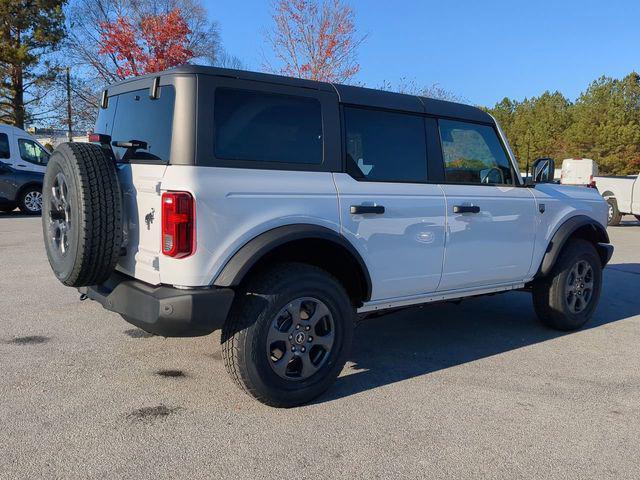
[537, 215, 611, 277]
[213, 224, 373, 306]
[16, 181, 43, 201]
[601, 191, 615, 199]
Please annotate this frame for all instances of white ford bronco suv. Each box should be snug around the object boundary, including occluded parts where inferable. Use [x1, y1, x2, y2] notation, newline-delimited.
[41, 66, 613, 407]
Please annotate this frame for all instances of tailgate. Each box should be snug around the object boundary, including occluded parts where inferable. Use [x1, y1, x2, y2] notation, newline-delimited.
[116, 163, 167, 285]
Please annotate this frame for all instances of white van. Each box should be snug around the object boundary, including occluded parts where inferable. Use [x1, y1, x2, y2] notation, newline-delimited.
[0, 124, 51, 174]
[560, 158, 598, 187]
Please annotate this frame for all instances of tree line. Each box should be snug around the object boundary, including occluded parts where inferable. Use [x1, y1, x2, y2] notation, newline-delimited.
[486, 73, 640, 175]
[1, 0, 638, 175]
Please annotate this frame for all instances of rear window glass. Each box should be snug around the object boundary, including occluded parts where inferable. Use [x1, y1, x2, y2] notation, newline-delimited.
[108, 86, 175, 162]
[0, 133, 9, 159]
[214, 88, 323, 165]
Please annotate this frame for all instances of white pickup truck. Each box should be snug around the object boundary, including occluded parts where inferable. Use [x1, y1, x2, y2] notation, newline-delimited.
[596, 173, 640, 225]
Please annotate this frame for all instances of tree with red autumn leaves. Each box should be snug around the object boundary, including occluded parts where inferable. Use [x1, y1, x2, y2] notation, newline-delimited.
[98, 8, 194, 79]
[265, 0, 365, 83]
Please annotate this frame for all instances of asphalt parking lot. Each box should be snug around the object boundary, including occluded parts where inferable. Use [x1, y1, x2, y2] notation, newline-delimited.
[1, 214, 639, 479]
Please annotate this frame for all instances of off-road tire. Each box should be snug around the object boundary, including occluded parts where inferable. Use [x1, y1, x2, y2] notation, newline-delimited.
[606, 198, 622, 226]
[42, 142, 123, 287]
[221, 263, 354, 407]
[532, 239, 602, 331]
[18, 186, 42, 214]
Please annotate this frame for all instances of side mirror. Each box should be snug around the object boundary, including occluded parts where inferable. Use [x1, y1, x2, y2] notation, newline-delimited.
[532, 157, 555, 184]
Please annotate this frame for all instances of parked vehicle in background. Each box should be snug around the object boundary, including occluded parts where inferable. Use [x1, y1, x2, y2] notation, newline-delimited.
[0, 124, 51, 174]
[561, 158, 598, 187]
[595, 173, 640, 225]
[0, 161, 44, 214]
[40, 66, 613, 407]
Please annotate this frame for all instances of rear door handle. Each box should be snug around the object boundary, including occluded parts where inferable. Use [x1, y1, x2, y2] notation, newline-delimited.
[350, 205, 385, 215]
[453, 205, 480, 214]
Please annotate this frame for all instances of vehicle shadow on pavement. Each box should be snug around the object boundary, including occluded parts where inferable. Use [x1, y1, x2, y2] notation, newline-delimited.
[0, 211, 38, 219]
[322, 266, 640, 403]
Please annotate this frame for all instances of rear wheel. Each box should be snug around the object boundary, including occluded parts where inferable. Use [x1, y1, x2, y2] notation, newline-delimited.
[221, 263, 354, 407]
[532, 239, 602, 331]
[18, 186, 42, 214]
[606, 198, 622, 226]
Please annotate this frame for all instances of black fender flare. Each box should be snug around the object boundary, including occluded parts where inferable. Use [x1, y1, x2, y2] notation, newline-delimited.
[537, 215, 611, 277]
[213, 224, 373, 301]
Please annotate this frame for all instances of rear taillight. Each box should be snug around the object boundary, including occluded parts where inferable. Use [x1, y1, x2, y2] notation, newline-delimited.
[161, 191, 195, 258]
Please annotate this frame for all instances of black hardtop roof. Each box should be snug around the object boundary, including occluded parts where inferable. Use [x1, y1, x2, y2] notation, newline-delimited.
[109, 65, 493, 124]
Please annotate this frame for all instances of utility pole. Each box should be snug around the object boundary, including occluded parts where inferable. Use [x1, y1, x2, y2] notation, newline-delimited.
[66, 67, 73, 142]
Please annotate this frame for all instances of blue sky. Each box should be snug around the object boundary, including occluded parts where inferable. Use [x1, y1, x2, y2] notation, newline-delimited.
[208, 0, 639, 106]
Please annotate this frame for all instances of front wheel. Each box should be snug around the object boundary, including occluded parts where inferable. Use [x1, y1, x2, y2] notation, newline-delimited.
[532, 239, 602, 331]
[221, 263, 354, 407]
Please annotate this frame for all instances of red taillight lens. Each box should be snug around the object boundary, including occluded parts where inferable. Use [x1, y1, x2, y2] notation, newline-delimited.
[161, 191, 195, 258]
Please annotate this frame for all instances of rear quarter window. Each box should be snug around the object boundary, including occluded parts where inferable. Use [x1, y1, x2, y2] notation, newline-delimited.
[106, 86, 175, 162]
[214, 88, 323, 165]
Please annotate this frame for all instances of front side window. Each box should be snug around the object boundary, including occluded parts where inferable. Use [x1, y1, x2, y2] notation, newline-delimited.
[439, 119, 514, 185]
[18, 139, 50, 165]
[214, 88, 323, 165]
[109, 86, 175, 162]
[344, 107, 427, 183]
[0, 133, 10, 159]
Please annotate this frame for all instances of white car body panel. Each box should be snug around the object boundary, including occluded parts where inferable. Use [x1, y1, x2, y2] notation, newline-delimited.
[595, 174, 639, 215]
[332, 173, 446, 300]
[528, 183, 609, 275]
[154, 166, 341, 287]
[0, 124, 50, 174]
[115, 163, 167, 285]
[437, 184, 537, 291]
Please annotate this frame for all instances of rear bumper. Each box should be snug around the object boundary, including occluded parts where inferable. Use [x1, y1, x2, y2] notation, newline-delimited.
[79, 272, 235, 337]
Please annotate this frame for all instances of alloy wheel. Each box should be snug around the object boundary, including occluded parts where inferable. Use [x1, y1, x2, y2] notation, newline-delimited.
[565, 260, 594, 314]
[24, 190, 42, 213]
[266, 297, 335, 381]
[49, 173, 71, 255]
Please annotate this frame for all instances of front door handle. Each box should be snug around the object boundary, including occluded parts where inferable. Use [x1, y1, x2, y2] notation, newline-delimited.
[350, 205, 385, 215]
[453, 205, 480, 214]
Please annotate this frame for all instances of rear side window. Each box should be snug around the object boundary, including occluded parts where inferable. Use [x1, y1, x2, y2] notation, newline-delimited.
[344, 107, 427, 183]
[0, 133, 10, 159]
[18, 139, 49, 165]
[109, 86, 175, 162]
[214, 88, 323, 165]
[438, 119, 514, 185]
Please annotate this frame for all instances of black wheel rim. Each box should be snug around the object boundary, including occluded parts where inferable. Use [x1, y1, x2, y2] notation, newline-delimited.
[565, 260, 594, 314]
[49, 172, 71, 255]
[266, 297, 335, 381]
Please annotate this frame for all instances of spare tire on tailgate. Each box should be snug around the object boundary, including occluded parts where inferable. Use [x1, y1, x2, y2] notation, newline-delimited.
[41, 142, 123, 287]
